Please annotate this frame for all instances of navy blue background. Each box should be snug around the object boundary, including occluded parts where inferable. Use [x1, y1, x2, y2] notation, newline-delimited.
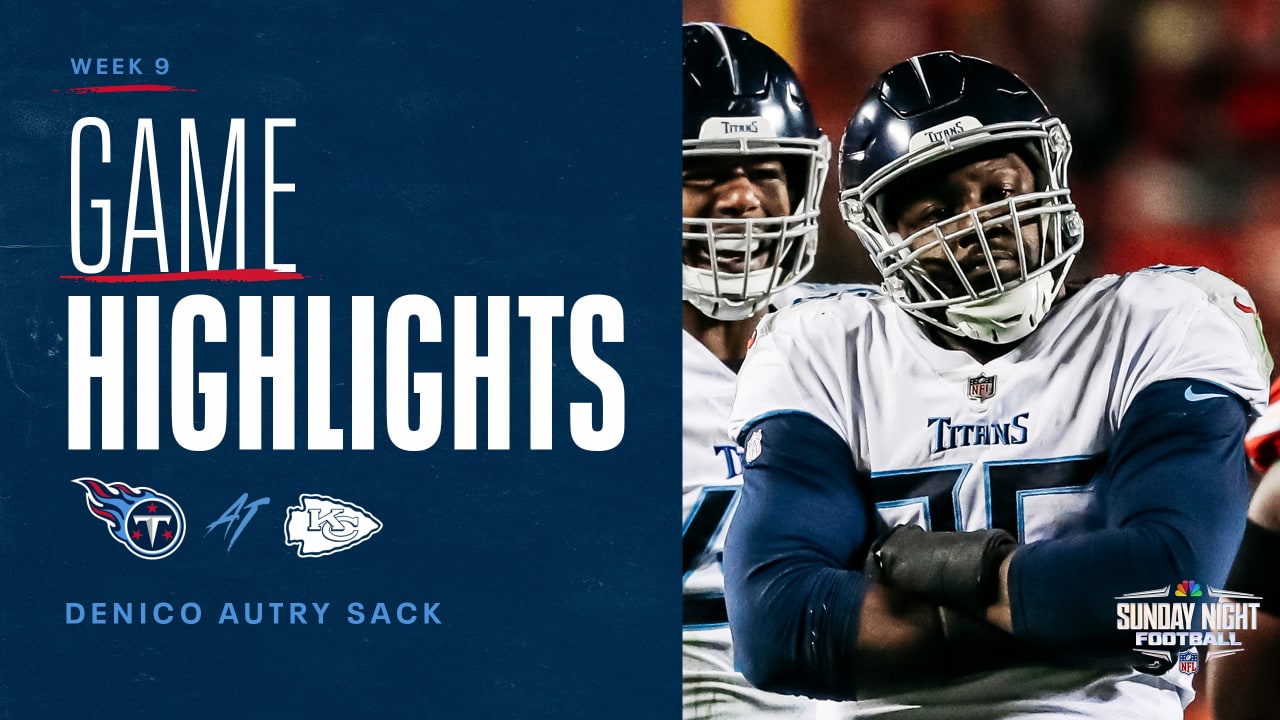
[0, 2, 679, 717]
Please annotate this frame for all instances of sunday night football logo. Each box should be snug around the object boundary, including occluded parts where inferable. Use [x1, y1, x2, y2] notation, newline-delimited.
[1115, 579, 1264, 674]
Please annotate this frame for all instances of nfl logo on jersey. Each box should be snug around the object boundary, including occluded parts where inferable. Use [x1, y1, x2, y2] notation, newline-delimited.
[968, 374, 997, 401]
[1178, 647, 1199, 675]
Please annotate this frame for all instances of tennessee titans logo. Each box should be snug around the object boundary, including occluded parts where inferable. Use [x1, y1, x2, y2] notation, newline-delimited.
[73, 478, 186, 559]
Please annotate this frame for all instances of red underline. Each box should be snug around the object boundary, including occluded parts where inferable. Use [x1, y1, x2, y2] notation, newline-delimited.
[54, 84, 197, 94]
[60, 269, 307, 283]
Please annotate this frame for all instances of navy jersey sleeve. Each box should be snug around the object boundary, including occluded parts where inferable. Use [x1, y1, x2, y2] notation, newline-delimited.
[724, 411, 874, 698]
[1008, 378, 1252, 654]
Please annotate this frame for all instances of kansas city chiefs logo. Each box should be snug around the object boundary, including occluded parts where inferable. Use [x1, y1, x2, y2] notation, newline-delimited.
[284, 494, 383, 557]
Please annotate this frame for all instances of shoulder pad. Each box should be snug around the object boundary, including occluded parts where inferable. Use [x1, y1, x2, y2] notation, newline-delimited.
[1136, 265, 1273, 380]
[773, 282, 882, 309]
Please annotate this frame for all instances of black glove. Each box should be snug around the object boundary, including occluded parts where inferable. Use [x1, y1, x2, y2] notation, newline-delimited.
[872, 524, 1016, 618]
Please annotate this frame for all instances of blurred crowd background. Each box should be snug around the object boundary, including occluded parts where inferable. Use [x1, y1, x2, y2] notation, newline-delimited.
[684, 0, 1280, 376]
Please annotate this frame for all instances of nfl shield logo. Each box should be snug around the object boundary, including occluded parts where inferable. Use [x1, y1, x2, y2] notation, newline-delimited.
[1178, 648, 1199, 675]
[967, 374, 997, 401]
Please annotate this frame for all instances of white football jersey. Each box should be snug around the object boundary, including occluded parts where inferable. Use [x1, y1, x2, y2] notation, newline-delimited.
[730, 267, 1271, 719]
[684, 331, 819, 719]
[684, 284, 879, 719]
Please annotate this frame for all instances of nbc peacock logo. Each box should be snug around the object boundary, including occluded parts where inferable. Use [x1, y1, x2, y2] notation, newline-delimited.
[1175, 580, 1203, 597]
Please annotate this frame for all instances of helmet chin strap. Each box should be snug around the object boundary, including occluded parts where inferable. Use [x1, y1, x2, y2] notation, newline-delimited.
[683, 290, 765, 321]
[944, 273, 1055, 344]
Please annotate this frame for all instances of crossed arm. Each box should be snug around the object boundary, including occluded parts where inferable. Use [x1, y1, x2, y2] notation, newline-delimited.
[724, 379, 1252, 699]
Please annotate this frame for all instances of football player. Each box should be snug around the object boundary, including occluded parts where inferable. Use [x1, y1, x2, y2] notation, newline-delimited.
[682, 21, 848, 720]
[1208, 379, 1280, 719]
[724, 51, 1272, 718]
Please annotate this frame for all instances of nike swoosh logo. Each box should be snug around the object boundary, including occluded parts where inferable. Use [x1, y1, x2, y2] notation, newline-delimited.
[1235, 296, 1256, 314]
[1185, 386, 1228, 402]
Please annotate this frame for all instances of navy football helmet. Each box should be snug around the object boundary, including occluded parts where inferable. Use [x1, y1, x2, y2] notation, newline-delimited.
[683, 22, 830, 320]
[838, 51, 1083, 344]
